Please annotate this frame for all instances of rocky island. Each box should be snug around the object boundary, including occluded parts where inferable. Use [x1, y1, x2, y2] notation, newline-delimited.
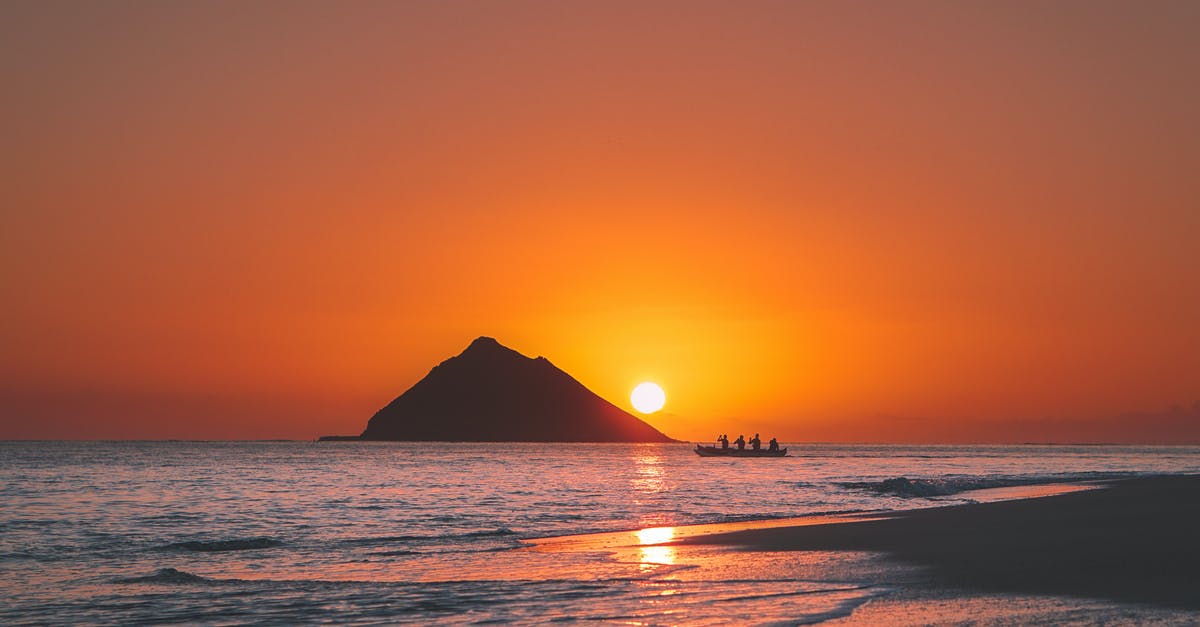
[322, 337, 676, 442]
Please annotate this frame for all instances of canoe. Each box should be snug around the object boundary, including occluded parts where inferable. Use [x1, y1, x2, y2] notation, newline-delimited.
[694, 444, 787, 457]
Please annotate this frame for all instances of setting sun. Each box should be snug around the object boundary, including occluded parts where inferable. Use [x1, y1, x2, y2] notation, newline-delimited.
[631, 382, 666, 414]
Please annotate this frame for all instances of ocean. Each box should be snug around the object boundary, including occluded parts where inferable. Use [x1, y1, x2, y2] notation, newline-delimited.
[3, 441, 1199, 625]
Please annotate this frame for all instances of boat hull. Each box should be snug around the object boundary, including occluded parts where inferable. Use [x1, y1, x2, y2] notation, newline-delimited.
[694, 444, 787, 457]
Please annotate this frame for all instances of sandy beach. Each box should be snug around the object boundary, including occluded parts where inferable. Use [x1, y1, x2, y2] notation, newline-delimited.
[676, 475, 1200, 610]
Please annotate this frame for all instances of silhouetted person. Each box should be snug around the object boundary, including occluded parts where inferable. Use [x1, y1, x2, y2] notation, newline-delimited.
[750, 433, 761, 450]
[718, 434, 729, 449]
[735, 434, 746, 450]
[768, 437, 779, 452]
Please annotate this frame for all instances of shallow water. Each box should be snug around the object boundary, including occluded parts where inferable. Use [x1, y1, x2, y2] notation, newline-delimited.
[3, 441, 1198, 624]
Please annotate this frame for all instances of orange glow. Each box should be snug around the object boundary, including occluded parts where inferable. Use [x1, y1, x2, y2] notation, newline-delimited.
[636, 527, 677, 569]
[1, 3, 1198, 442]
[638, 545, 677, 569]
[636, 527, 676, 546]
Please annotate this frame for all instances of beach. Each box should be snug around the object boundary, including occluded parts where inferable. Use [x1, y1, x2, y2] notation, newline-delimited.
[677, 475, 1200, 611]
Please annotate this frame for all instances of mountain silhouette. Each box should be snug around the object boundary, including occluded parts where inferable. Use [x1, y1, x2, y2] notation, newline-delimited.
[350, 337, 676, 442]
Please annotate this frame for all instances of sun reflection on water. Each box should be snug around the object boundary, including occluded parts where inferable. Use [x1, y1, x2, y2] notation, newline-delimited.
[636, 527, 676, 568]
[631, 449, 667, 494]
[636, 527, 675, 545]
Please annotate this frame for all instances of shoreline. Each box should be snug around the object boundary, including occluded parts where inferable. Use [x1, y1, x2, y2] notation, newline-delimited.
[527, 480, 1096, 553]
[673, 475, 1200, 609]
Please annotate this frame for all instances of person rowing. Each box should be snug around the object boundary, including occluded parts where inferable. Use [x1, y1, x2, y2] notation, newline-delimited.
[694, 434, 786, 456]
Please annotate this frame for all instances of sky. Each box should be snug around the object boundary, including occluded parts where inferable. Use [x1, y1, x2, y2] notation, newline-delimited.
[2, 1, 1198, 442]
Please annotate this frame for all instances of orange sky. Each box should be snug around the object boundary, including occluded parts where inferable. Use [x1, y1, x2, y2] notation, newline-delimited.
[2, 2, 1198, 442]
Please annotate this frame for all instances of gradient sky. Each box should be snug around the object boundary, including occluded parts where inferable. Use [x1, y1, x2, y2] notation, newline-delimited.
[2, 1, 1198, 442]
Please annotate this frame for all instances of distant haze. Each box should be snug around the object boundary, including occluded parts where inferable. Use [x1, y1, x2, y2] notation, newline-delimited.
[1, 2, 1197, 442]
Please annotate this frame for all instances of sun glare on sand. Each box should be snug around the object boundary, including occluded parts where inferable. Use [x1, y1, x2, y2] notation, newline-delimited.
[631, 382, 666, 414]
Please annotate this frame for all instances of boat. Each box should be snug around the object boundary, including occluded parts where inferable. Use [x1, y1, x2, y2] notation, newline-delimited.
[694, 444, 787, 457]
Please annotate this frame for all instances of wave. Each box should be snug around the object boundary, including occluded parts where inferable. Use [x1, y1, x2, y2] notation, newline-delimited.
[164, 537, 283, 552]
[340, 528, 517, 546]
[114, 568, 217, 584]
[684, 509, 870, 526]
[838, 472, 1136, 498]
[839, 476, 1016, 497]
[459, 527, 517, 538]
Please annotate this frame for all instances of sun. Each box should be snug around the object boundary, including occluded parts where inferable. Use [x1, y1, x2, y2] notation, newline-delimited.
[631, 382, 666, 414]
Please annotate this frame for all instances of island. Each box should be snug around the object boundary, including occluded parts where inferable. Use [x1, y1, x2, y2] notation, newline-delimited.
[321, 337, 676, 442]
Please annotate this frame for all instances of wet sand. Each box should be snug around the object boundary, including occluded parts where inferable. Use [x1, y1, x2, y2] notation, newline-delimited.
[676, 475, 1200, 609]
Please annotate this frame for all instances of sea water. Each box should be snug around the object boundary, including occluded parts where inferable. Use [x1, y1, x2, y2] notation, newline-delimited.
[3, 441, 1199, 625]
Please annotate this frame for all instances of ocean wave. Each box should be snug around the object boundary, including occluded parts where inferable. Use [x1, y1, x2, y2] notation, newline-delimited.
[687, 509, 868, 526]
[0, 518, 65, 529]
[138, 513, 205, 523]
[838, 472, 1133, 498]
[838, 476, 1016, 497]
[114, 568, 217, 585]
[340, 528, 517, 546]
[460, 527, 517, 538]
[164, 537, 283, 552]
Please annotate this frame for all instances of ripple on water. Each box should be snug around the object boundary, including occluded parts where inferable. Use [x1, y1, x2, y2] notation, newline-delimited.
[2, 441, 1198, 624]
